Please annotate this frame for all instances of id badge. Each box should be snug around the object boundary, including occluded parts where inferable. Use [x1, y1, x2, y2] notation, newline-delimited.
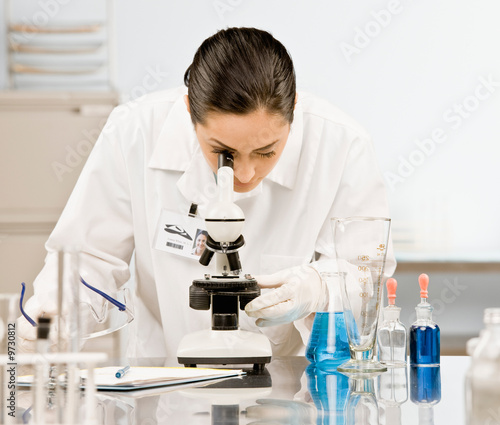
[154, 209, 207, 260]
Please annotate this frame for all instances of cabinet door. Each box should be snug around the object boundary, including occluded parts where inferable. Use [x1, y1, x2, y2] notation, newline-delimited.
[0, 92, 118, 296]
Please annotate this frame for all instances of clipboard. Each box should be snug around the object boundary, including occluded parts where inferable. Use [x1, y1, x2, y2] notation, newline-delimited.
[18, 366, 245, 392]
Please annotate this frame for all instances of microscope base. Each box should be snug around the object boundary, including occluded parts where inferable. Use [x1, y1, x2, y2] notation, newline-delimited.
[177, 329, 272, 371]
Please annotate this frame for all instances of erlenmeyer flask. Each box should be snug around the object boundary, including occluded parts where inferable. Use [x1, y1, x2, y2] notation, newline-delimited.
[306, 363, 349, 425]
[306, 272, 350, 365]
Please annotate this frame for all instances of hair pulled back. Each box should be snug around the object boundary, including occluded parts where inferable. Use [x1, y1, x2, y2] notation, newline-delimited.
[184, 27, 296, 125]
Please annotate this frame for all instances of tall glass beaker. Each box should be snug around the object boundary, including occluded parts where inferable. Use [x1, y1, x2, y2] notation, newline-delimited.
[345, 376, 379, 425]
[332, 217, 391, 375]
[306, 272, 350, 365]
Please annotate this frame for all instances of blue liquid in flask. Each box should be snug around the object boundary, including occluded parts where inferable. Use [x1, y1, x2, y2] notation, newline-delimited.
[306, 364, 349, 425]
[409, 324, 440, 365]
[306, 312, 350, 364]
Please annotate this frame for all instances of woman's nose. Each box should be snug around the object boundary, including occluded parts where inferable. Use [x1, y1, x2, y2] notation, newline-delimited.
[233, 160, 255, 183]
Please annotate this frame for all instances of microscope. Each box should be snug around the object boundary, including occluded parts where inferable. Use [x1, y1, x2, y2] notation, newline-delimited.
[177, 152, 272, 372]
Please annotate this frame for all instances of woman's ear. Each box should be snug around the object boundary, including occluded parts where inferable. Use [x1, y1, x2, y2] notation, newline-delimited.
[184, 95, 191, 113]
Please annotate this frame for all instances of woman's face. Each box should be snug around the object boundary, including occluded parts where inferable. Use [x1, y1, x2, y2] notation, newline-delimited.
[193, 109, 291, 193]
[196, 233, 207, 252]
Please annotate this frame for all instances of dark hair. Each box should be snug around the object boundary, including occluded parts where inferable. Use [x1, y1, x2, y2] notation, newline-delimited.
[184, 27, 296, 125]
[196, 229, 208, 238]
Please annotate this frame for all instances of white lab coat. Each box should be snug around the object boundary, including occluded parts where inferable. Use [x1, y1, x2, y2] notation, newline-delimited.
[25, 86, 393, 358]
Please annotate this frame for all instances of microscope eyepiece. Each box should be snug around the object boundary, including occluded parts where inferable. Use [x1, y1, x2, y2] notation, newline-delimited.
[227, 252, 242, 273]
[218, 151, 234, 169]
[199, 246, 214, 266]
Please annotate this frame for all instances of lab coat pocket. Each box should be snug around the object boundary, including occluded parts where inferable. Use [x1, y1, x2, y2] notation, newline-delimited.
[259, 254, 310, 275]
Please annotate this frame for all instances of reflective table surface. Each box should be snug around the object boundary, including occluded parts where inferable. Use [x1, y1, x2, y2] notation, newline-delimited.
[100, 356, 467, 424]
[17, 356, 469, 424]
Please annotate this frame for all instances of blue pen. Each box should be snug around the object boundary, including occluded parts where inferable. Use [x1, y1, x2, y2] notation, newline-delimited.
[115, 365, 131, 379]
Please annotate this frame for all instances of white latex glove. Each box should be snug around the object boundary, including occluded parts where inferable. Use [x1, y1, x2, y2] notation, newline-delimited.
[245, 265, 327, 327]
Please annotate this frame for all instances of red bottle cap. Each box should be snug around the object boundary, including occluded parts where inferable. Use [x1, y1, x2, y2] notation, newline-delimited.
[419, 273, 429, 299]
[386, 278, 397, 305]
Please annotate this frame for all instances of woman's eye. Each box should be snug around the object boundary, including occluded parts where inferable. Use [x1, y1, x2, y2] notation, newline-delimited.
[258, 151, 276, 159]
[210, 148, 275, 159]
[211, 148, 234, 155]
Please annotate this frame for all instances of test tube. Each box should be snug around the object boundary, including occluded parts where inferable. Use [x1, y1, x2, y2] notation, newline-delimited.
[63, 248, 82, 425]
[65, 248, 81, 351]
[0, 294, 20, 425]
[34, 317, 51, 425]
[84, 361, 97, 425]
[54, 247, 82, 424]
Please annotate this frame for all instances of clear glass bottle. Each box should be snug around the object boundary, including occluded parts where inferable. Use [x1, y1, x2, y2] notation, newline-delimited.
[465, 308, 500, 425]
[306, 272, 350, 365]
[378, 368, 408, 404]
[378, 279, 409, 424]
[378, 367, 408, 420]
[409, 274, 440, 366]
[378, 278, 407, 367]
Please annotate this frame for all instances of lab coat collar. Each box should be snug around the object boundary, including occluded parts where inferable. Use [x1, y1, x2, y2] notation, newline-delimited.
[148, 90, 304, 201]
[148, 90, 197, 172]
[266, 101, 303, 190]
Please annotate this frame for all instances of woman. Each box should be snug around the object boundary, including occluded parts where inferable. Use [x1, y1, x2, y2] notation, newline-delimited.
[191, 230, 208, 256]
[19, 28, 393, 357]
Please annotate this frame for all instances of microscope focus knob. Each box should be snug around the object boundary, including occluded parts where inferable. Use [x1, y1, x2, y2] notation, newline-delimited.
[239, 289, 260, 310]
[189, 285, 210, 310]
[212, 313, 238, 330]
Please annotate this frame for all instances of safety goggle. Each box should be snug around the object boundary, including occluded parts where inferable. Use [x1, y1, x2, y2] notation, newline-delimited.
[20, 277, 134, 339]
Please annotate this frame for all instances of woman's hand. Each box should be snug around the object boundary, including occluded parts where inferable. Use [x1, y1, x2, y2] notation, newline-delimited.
[245, 265, 327, 327]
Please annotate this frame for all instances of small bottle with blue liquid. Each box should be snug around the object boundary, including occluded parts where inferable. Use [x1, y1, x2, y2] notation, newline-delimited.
[410, 364, 441, 425]
[409, 274, 440, 366]
[306, 272, 350, 365]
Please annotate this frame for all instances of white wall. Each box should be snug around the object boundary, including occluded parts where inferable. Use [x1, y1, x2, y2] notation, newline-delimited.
[2, 0, 499, 258]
